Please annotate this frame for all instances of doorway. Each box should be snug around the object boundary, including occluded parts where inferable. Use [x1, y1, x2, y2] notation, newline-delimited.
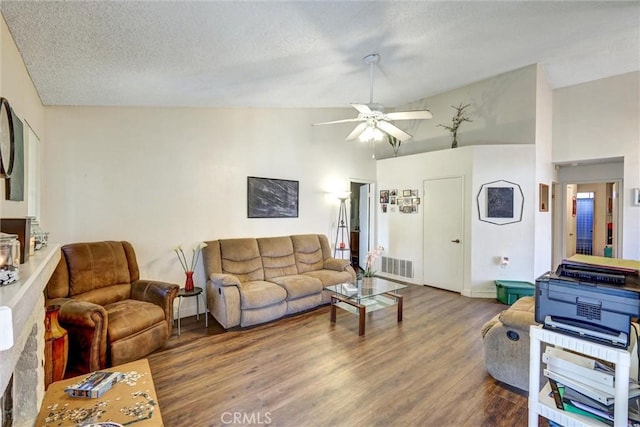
[423, 176, 464, 293]
[558, 181, 620, 261]
[350, 180, 374, 272]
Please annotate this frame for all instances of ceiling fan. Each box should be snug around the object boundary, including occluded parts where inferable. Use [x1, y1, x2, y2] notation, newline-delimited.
[314, 53, 433, 142]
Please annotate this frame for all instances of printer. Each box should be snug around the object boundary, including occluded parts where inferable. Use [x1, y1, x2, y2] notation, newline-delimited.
[535, 257, 640, 348]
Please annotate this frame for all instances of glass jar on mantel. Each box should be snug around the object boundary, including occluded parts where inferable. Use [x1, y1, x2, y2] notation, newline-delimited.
[0, 232, 20, 285]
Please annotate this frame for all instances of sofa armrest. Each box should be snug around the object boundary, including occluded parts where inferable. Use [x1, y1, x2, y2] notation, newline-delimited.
[57, 299, 108, 372]
[209, 273, 241, 287]
[131, 280, 179, 334]
[499, 309, 536, 330]
[323, 258, 351, 272]
[480, 313, 500, 338]
[206, 275, 241, 329]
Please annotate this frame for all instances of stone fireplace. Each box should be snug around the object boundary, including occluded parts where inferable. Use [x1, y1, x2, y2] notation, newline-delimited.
[0, 245, 60, 426]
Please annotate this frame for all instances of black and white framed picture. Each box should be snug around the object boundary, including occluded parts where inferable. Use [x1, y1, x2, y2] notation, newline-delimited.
[247, 176, 299, 218]
[487, 187, 514, 218]
[477, 180, 524, 225]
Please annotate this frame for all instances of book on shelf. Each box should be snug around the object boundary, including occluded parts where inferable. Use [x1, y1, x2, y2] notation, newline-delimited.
[544, 368, 623, 405]
[564, 386, 640, 422]
[548, 380, 639, 426]
[546, 378, 640, 426]
[64, 371, 122, 398]
[544, 347, 617, 388]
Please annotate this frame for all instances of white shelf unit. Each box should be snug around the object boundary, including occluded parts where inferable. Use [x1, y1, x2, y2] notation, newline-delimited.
[528, 325, 631, 427]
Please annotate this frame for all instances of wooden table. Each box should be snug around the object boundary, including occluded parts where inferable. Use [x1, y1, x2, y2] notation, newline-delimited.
[36, 358, 163, 426]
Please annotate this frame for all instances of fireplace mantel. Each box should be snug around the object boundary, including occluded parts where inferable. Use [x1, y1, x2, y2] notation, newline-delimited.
[0, 244, 60, 425]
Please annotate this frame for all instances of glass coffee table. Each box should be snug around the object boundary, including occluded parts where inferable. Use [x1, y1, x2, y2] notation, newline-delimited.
[324, 277, 407, 336]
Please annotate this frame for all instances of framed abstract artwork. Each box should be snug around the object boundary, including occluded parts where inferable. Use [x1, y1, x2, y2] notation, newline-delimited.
[247, 176, 299, 218]
[476, 180, 524, 225]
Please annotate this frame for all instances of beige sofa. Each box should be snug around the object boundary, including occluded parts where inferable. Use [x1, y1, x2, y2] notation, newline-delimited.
[480, 296, 539, 391]
[202, 234, 357, 328]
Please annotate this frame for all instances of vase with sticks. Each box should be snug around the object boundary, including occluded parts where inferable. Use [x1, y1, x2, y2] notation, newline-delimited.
[174, 242, 207, 292]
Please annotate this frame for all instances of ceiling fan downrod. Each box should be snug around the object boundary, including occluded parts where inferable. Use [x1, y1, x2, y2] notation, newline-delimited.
[363, 53, 380, 105]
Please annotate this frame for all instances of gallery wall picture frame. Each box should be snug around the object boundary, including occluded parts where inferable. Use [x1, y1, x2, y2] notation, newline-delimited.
[247, 176, 299, 218]
[633, 188, 640, 206]
[402, 190, 411, 197]
[476, 179, 524, 225]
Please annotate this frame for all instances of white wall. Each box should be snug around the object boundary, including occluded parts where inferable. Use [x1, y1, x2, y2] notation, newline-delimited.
[533, 64, 555, 275]
[43, 106, 376, 315]
[375, 64, 538, 159]
[377, 144, 536, 297]
[553, 72, 640, 259]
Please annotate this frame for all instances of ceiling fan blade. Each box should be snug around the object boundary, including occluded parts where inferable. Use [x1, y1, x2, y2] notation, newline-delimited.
[346, 122, 369, 141]
[385, 110, 433, 120]
[351, 103, 373, 114]
[377, 120, 412, 142]
[313, 118, 362, 126]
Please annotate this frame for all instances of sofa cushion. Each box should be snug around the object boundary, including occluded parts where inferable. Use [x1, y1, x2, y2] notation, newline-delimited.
[258, 236, 298, 280]
[302, 269, 354, 286]
[105, 299, 166, 343]
[291, 234, 324, 273]
[268, 275, 322, 300]
[74, 284, 132, 307]
[219, 238, 265, 282]
[239, 280, 287, 309]
[63, 241, 133, 296]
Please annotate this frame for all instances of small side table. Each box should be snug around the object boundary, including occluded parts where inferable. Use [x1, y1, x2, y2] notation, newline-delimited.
[176, 286, 208, 336]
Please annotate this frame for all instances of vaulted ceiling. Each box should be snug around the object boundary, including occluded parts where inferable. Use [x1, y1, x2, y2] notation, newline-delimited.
[1, 1, 638, 108]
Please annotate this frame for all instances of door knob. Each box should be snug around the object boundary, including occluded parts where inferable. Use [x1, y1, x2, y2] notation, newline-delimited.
[451, 239, 461, 243]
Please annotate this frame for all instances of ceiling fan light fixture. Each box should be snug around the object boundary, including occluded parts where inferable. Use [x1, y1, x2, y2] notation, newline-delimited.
[358, 125, 385, 142]
[313, 53, 431, 145]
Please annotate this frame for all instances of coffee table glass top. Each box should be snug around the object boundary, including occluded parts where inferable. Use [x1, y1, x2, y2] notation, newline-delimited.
[325, 277, 407, 303]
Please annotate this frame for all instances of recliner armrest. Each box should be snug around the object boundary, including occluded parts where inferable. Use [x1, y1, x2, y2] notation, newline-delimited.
[131, 280, 179, 334]
[56, 299, 109, 372]
[209, 273, 241, 287]
[132, 279, 179, 306]
[323, 258, 350, 272]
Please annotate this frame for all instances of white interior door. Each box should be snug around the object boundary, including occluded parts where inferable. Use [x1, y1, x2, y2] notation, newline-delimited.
[423, 177, 464, 293]
[359, 184, 370, 270]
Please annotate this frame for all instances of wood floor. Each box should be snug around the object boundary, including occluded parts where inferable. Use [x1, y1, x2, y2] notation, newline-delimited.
[147, 285, 534, 427]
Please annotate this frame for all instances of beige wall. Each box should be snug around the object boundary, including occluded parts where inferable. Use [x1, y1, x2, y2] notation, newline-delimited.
[0, 16, 45, 218]
[43, 106, 376, 303]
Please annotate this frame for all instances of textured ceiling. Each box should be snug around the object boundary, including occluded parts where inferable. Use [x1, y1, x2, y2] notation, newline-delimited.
[1, 1, 639, 108]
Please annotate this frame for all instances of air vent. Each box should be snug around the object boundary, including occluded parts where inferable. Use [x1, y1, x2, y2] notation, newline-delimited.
[381, 256, 413, 279]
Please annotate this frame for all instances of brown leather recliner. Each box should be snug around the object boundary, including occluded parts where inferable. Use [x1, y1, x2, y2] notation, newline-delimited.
[45, 241, 179, 375]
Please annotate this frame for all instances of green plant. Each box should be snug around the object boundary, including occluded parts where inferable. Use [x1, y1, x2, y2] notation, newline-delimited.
[437, 103, 472, 148]
[388, 134, 401, 156]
